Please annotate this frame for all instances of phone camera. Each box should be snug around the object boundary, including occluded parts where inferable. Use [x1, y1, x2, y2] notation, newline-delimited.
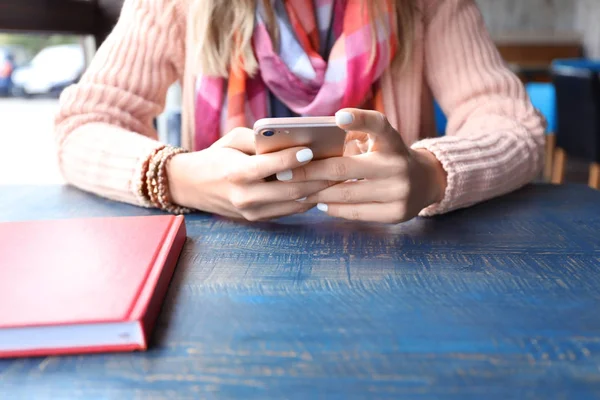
[262, 130, 275, 137]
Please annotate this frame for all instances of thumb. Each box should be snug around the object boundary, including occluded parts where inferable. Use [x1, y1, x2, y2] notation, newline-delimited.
[336, 108, 407, 154]
[345, 130, 372, 154]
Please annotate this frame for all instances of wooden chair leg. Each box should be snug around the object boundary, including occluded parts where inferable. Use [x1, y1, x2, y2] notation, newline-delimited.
[544, 134, 556, 181]
[551, 148, 567, 184]
[589, 163, 600, 190]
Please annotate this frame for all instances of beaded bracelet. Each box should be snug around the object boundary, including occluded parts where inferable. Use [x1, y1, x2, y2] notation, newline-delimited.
[155, 147, 191, 214]
[144, 146, 192, 214]
[137, 145, 166, 207]
[145, 147, 166, 207]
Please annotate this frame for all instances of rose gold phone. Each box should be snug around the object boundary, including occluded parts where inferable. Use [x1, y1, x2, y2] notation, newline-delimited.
[254, 117, 347, 160]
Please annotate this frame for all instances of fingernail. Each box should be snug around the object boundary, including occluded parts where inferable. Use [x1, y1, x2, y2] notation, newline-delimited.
[295, 197, 307, 202]
[296, 149, 313, 163]
[335, 111, 354, 126]
[317, 203, 328, 212]
[276, 170, 293, 181]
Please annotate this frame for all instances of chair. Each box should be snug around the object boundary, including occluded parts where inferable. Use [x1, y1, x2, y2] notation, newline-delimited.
[525, 82, 557, 181]
[550, 59, 600, 189]
[433, 100, 447, 136]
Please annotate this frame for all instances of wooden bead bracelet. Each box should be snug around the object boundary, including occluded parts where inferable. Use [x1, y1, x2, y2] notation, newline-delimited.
[144, 146, 192, 214]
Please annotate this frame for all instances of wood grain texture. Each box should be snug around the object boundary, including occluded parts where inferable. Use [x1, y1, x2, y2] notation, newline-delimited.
[545, 135, 556, 181]
[552, 148, 567, 184]
[0, 184, 599, 399]
[590, 163, 600, 190]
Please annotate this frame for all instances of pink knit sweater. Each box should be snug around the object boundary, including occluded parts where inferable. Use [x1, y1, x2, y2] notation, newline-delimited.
[54, 0, 545, 216]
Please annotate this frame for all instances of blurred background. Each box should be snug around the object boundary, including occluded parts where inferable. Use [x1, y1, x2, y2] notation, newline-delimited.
[0, 0, 599, 186]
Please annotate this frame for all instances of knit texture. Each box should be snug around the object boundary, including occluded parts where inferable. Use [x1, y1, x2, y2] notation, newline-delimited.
[54, 0, 546, 216]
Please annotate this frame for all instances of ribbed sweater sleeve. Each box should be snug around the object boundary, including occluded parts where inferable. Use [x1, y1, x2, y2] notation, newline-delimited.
[412, 0, 546, 216]
[54, 0, 184, 206]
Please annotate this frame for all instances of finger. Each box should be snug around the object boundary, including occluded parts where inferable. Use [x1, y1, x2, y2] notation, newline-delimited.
[345, 130, 370, 143]
[242, 201, 316, 222]
[345, 130, 371, 154]
[232, 146, 314, 182]
[344, 139, 366, 156]
[211, 127, 255, 155]
[290, 152, 404, 182]
[303, 179, 405, 204]
[231, 180, 332, 209]
[335, 109, 407, 153]
[316, 201, 408, 224]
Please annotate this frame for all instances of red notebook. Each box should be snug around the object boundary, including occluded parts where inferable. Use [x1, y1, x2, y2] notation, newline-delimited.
[0, 215, 186, 358]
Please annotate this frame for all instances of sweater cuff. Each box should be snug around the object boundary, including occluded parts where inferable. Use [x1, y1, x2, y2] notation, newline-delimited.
[58, 122, 167, 207]
[411, 135, 474, 217]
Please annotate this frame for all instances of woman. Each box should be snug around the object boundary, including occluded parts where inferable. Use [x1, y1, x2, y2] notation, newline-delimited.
[54, 0, 545, 223]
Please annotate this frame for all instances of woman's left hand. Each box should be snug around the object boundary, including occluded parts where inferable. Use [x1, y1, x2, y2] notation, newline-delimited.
[282, 108, 448, 223]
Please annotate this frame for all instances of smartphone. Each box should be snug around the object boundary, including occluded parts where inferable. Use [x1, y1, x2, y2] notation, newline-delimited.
[254, 116, 347, 160]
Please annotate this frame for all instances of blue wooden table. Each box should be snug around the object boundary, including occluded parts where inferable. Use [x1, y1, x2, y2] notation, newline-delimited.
[1, 184, 599, 399]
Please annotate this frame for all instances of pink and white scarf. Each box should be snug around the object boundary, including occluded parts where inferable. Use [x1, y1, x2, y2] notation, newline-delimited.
[194, 0, 397, 150]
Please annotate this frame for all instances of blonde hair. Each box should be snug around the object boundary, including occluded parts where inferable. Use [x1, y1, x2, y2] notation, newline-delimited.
[191, 0, 417, 77]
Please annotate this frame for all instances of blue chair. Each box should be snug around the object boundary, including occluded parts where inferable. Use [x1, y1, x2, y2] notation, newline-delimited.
[433, 100, 447, 136]
[525, 82, 556, 180]
[526, 82, 556, 133]
[550, 59, 600, 188]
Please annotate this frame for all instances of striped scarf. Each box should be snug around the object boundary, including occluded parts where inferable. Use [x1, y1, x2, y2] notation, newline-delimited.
[194, 0, 397, 151]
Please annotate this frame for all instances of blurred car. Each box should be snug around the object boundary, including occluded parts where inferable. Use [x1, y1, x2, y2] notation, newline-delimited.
[0, 45, 31, 96]
[12, 44, 85, 98]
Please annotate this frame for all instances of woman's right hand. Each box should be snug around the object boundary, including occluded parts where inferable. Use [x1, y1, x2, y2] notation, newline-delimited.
[166, 127, 330, 221]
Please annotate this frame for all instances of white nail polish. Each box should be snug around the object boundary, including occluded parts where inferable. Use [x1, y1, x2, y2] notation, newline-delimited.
[295, 197, 307, 202]
[317, 203, 328, 212]
[276, 170, 293, 181]
[296, 149, 313, 163]
[335, 111, 354, 126]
